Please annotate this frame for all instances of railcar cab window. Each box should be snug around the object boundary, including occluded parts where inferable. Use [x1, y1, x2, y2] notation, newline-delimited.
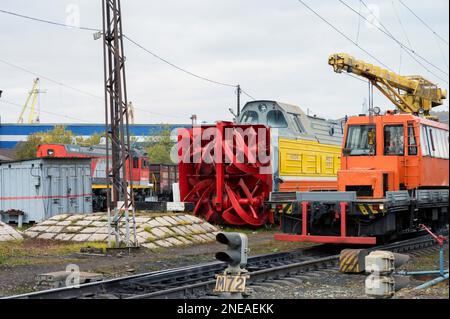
[240, 110, 259, 124]
[384, 125, 404, 156]
[267, 110, 288, 128]
[288, 113, 305, 134]
[345, 125, 376, 155]
[133, 157, 139, 168]
[407, 124, 418, 155]
[421, 124, 450, 159]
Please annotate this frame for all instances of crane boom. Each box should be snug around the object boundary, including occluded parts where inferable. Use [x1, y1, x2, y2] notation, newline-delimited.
[328, 53, 447, 116]
[17, 78, 40, 123]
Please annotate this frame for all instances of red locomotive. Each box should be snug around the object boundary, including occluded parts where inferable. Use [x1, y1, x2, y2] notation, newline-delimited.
[37, 143, 151, 211]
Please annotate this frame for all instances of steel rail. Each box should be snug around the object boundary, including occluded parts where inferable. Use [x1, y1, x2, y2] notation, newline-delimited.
[5, 235, 438, 299]
[5, 251, 302, 299]
[127, 236, 437, 299]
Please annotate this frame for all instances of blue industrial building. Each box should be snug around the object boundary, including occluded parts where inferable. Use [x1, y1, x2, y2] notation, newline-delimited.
[0, 123, 191, 149]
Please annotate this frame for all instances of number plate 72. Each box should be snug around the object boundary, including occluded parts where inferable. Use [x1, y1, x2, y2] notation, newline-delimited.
[214, 274, 248, 293]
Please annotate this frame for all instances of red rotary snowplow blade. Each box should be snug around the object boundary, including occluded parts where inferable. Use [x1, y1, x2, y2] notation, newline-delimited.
[178, 121, 273, 226]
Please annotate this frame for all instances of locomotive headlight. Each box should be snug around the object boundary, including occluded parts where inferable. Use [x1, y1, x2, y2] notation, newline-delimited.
[373, 106, 381, 115]
[379, 204, 384, 210]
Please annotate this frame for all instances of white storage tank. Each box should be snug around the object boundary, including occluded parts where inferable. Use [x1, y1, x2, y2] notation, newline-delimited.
[0, 158, 93, 224]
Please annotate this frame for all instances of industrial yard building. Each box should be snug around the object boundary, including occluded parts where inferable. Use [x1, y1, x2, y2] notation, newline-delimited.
[0, 123, 190, 149]
[0, 158, 93, 224]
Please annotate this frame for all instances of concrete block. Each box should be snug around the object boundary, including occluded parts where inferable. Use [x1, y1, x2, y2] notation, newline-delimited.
[177, 225, 192, 235]
[200, 223, 218, 232]
[176, 236, 192, 245]
[171, 226, 188, 236]
[134, 217, 151, 223]
[38, 220, 58, 226]
[75, 220, 92, 226]
[191, 224, 206, 234]
[71, 233, 92, 242]
[146, 219, 163, 228]
[184, 214, 203, 224]
[66, 215, 83, 221]
[94, 227, 109, 234]
[46, 226, 65, 233]
[30, 226, 49, 232]
[90, 221, 107, 227]
[192, 234, 208, 243]
[150, 227, 166, 238]
[159, 226, 175, 236]
[141, 242, 158, 250]
[177, 215, 193, 224]
[54, 233, 75, 241]
[84, 215, 104, 221]
[154, 239, 173, 248]
[170, 216, 186, 224]
[57, 221, 72, 226]
[25, 231, 40, 238]
[165, 237, 184, 246]
[80, 227, 97, 234]
[162, 216, 179, 226]
[199, 234, 212, 242]
[38, 232, 56, 240]
[154, 217, 172, 227]
[65, 226, 83, 233]
[0, 234, 14, 241]
[87, 233, 108, 242]
[138, 231, 156, 242]
[52, 214, 70, 221]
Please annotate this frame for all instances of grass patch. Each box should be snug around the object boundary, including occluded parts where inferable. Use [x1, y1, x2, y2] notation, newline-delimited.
[0, 239, 107, 267]
[144, 226, 152, 233]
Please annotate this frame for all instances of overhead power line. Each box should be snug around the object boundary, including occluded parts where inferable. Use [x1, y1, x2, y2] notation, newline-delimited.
[0, 8, 254, 94]
[0, 58, 103, 100]
[398, 0, 449, 46]
[123, 35, 237, 88]
[296, 0, 394, 72]
[338, 0, 449, 83]
[0, 57, 193, 120]
[0, 99, 94, 123]
[0, 8, 100, 31]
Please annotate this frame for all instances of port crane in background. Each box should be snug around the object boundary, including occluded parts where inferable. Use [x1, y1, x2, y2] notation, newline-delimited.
[328, 53, 447, 117]
[128, 102, 135, 124]
[17, 78, 45, 124]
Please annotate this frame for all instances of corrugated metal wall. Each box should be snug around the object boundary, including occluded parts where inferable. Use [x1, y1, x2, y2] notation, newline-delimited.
[0, 158, 93, 223]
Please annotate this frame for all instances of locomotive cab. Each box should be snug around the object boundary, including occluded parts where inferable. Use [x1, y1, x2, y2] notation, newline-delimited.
[340, 113, 449, 199]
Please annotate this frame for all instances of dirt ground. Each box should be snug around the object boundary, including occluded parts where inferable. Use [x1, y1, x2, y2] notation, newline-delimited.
[250, 246, 449, 299]
[1, 230, 448, 299]
[0, 228, 306, 297]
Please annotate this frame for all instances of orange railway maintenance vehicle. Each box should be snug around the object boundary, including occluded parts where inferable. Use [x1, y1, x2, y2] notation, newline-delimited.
[274, 53, 449, 245]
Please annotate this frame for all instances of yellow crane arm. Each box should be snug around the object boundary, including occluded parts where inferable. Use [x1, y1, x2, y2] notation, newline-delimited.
[328, 53, 447, 116]
[17, 78, 40, 124]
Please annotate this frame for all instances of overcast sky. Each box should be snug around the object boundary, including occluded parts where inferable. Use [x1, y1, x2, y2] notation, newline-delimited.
[0, 0, 448, 124]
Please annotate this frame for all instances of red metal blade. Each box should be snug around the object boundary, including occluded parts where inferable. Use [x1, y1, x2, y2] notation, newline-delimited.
[225, 184, 266, 226]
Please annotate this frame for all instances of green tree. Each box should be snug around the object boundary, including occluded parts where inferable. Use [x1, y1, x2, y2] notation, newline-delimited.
[146, 125, 174, 164]
[75, 133, 102, 147]
[14, 125, 102, 160]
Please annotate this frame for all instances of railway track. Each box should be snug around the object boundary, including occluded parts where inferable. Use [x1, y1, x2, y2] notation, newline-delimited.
[6, 235, 439, 299]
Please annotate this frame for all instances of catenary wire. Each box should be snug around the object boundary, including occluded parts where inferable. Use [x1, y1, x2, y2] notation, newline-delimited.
[338, 0, 449, 82]
[398, 0, 449, 46]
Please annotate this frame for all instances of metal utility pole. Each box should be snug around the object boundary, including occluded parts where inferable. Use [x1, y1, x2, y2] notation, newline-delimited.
[236, 85, 241, 117]
[102, 0, 136, 247]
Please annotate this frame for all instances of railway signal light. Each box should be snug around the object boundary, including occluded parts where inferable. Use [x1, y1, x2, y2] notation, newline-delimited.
[215, 232, 249, 273]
